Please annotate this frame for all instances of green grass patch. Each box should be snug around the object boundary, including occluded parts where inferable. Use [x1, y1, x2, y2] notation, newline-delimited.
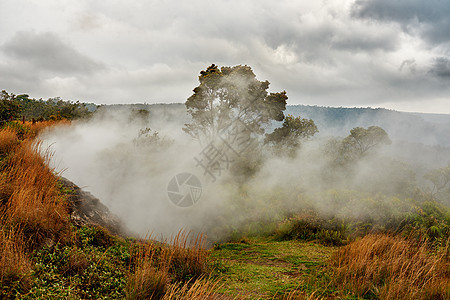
[209, 237, 354, 299]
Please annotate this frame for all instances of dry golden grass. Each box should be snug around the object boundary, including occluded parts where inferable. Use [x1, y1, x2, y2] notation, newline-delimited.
[127, 239, 171, 300]
[162, 277, 222, 300]
[0, 129, 19, 156]
[127, 261, 170, 300]
[4, 139, 70, 247]
[0, 222, 32, 296]
[2, 120, 70, 140]
[0, 121, 72, 245]
[281, 290, 322, 300]
[331, 234, 449, 300]
[0, 122, 72, 294]
[169, 230, 209, 282]
[0, 173, 13, 206]
[26, 119, 70, 138]
[127, 231, 211, 300]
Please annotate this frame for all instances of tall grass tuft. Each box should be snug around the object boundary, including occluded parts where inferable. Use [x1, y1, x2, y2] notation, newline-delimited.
[127, 261, 169, 300]
[0, 129, 19, 158]
[126, 239, 171, 300]
[162, 277, 222, 299]
[126, 231, 211, 299]
[169, 230, 208, 282]
[0, 223, 32, 297]
[331, 234, 449, 300]
[4, 140, 70, 248]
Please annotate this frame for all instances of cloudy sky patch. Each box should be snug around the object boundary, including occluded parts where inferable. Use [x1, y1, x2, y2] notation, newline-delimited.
[0, 0, 449, 113]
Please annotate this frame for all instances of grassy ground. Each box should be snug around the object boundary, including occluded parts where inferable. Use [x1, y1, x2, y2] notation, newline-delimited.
[209, 235, 449, 299]
[209, 237, 345, 299]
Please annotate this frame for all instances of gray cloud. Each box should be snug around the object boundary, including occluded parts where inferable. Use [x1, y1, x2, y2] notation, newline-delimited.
[2, 31, 104, 75]
[352, 0, 450, 45]
[429, 57, 450, 78]
[0, 0, 449, 112]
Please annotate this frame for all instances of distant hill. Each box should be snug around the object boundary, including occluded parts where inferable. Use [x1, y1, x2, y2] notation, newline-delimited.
[99, 103, 450, 147]
[285, 106, 450, 147]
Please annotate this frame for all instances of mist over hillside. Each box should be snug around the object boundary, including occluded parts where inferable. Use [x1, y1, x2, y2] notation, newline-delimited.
[100, 103, 450, 147]
[96, 103, 450, 175]
[93, 103, 450, 187]
[38, 99, 450, 240]
[285, 105, 450, 147]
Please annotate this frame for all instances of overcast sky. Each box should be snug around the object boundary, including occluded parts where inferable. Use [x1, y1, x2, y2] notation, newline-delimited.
[1, 0, 449, 113]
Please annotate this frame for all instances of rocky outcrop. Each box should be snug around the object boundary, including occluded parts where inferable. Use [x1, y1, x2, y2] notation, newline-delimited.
[59, 177, 130, 236]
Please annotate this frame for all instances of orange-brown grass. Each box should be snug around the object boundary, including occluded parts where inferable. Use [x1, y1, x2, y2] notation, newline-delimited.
[2, 120, 71, 140]
[0, 222, 32, 296]
[281, 290, 322, 300]
[169, 230, 209, 282]
[331, 234, 449, 300]
[0, 129, 19, 156]
[127, 260, 170, 300]
[26, 119, 70, 138]
[162, 277, 222, 300]
[3, 139, 70, 248]
[127, 239, 172, 300]
[0, 173, 13, 206]
[0, 123, 71, 296]
[127, 231, 211, 300]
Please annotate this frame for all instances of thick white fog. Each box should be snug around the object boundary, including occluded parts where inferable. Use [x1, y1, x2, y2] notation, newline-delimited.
[40, 106, 450, 241]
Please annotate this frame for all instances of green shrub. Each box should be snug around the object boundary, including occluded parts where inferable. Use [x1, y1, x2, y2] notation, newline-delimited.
[29, 226, 129, 299]
[274, 212, 348, 246]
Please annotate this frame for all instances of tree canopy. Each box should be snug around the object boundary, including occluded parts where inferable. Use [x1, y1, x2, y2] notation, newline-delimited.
[183, 64, 288, 142]
[0, 90, 22, 120]
[326, 125, 392, 170]
[342, 126, 391, 157]
[424, 164, 450, 201]
[0, 90, 93, 121]
[264, 114, 318, 155]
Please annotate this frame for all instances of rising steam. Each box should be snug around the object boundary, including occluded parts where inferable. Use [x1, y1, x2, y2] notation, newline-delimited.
[40, 104, 450, 242]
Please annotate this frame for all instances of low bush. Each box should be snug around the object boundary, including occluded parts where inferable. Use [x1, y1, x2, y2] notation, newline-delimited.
[274, 212, 348, 246]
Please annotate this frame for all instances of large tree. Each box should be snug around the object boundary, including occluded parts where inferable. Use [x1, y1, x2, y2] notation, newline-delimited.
[424, 164, 450, 202]
[0, 90, 22, 120]
[326, 125, 391, 169]
[342, 126, 391, 157]
[183, 64, 288, 143]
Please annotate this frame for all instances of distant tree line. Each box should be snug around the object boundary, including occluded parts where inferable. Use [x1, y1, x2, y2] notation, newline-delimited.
[0, 90, 94, 121]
